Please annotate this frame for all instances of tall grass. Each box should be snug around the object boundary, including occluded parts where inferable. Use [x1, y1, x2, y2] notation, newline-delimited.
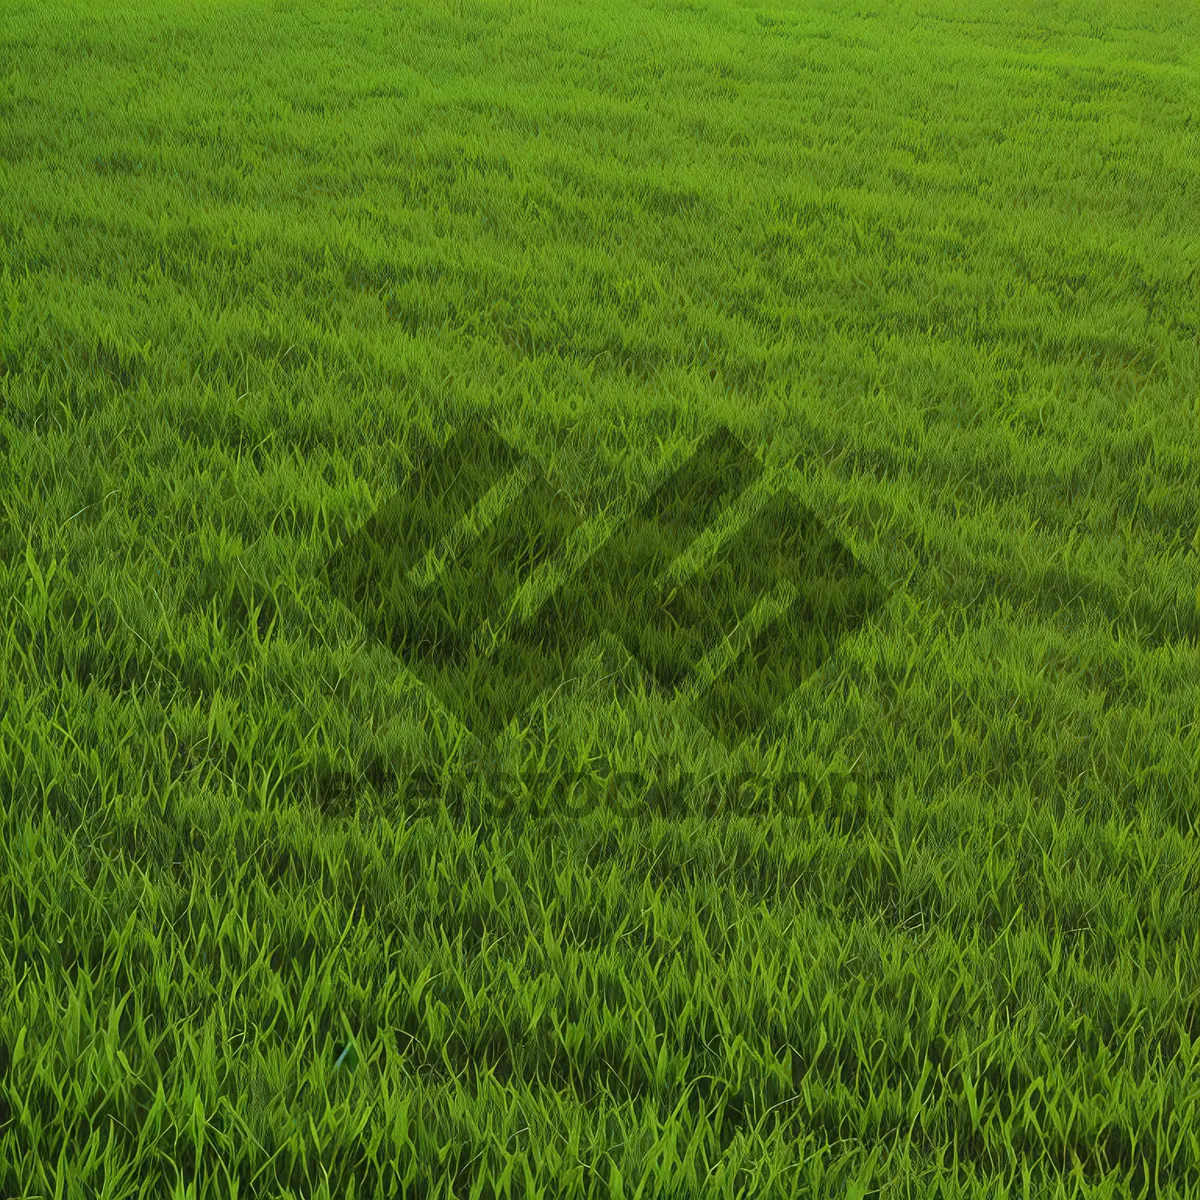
[1, 0, 1198, 1195]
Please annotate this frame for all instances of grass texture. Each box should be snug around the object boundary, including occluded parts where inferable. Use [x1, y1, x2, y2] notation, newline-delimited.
[1, 0, 1199, 1195]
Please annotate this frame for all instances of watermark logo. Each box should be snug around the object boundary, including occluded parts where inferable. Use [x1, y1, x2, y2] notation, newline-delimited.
[323, 413, 889, 749]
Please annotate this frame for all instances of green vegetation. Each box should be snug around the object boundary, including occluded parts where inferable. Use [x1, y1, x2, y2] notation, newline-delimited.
[1, 0, 1198, 1195]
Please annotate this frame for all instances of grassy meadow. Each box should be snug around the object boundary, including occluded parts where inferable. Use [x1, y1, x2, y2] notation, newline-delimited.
[1, 0, 1199, 1195]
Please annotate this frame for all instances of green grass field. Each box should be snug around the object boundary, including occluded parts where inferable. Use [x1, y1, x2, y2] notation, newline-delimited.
[2, 0, 1199, 1195]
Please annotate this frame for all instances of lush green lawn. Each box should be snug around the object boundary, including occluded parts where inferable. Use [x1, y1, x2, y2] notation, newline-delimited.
[2, 0, 1198, 1195]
